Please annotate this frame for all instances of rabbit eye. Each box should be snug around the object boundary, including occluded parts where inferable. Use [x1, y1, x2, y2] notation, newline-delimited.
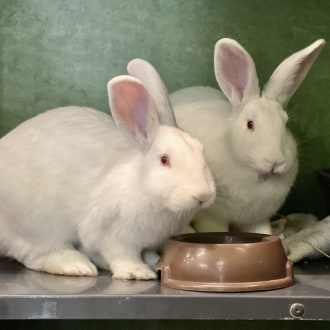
[247, 120, 254, 131]
[160, 154, 171, 167]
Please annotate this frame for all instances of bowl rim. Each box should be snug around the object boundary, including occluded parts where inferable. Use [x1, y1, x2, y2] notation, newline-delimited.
[168, 231, 280, 246]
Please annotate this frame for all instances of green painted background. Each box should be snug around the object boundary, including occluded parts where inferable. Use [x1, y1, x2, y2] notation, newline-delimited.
[0, 0, 330, 327]
[1, 0, 330, 218]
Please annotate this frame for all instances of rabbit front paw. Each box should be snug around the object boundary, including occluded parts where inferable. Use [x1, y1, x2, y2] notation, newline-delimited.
[112, 261, 157, 280]
[28, 249, 98, 276]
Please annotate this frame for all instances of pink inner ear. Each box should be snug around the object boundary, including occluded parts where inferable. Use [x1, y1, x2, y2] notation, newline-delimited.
[112, 81, 149, 138]
[221, 45, 249, 101]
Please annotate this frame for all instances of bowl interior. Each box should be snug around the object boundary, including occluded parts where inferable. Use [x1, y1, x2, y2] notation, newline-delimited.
[171, 232, 269, 245]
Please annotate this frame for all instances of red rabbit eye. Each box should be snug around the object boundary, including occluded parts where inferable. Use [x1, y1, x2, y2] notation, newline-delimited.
[247, 120, 254, 130]
[160, 154, 170, 167]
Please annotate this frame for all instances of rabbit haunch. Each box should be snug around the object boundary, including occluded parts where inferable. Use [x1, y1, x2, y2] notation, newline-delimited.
[0, 68, 215, 280]
[170, 38, 325, 234]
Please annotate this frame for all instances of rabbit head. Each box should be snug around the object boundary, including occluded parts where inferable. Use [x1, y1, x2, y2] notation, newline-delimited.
[214, 38, 325, 176]
[108, 67, 215, 213]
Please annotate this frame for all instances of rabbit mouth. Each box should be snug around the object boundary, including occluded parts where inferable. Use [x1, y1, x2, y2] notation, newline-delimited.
[256, 160, 288, 180]
[258, 168, 283, 181]
[258, 172, 275, 181]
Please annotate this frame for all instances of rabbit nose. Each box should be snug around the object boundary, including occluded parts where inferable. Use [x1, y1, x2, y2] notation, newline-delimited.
[193, 196, 204, 206]
[193, 191, 214, 207]
[272, 160, 287, 174]
[268, 154, 286, 171]
[264, 155, 286, 174]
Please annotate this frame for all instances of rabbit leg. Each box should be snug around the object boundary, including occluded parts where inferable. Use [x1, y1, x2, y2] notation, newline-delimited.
[25, 249, 98, 276]
[142, 249, 160, 271]
[192, 211, 229, 232]
[102, 244, 157, 280]
[180, 223, 197, 234]
[239, 221, 272, 235]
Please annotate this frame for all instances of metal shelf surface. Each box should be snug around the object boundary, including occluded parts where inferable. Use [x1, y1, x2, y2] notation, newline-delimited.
[0, 257, 329, 320]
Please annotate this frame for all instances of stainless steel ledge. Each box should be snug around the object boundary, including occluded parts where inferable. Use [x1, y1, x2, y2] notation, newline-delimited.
[0, 258, 329, 320]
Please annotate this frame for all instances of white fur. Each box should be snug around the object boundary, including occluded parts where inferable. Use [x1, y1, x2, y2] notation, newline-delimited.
[0, 66, 216, 279]
[283, 216, 330, 262]
[171, 38, 325, 234]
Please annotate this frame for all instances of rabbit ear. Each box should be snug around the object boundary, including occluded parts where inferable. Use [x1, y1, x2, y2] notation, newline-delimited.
[214, 38, 260, 109]
[263, 39, 325, 107]
[107, 75, 160, 150]
[127, 58, 177, 127]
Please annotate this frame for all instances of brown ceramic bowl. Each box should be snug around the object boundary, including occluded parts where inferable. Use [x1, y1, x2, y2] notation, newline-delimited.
[157, 232, 294, 292]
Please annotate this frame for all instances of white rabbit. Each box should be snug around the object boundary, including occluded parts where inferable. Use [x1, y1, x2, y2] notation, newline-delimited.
[0, 63, 216, 280]
[169, 38, 325, 235]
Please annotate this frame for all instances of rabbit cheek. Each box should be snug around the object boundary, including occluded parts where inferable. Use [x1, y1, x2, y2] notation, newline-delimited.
[257, 130, 296, 175]
[227, 129, 252, 167]
[145, 168, 198, 212]
[169, 177, 215, 213]
[141, 167, 173, 207]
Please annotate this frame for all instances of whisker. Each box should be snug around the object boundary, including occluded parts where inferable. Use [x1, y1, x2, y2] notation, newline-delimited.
[214, 192, 222, 197]
[296, 135, 321, 147]
[296, 156, 321, 171]
[212, 176, 222, 182]
[212, 171, 224, 179]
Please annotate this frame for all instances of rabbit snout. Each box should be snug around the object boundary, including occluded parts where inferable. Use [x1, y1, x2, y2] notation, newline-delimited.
[174, 176, 216, 211]
[192, 187, 216, 209]
[263, 155, 287, 174]
[189, 164, 216, 209]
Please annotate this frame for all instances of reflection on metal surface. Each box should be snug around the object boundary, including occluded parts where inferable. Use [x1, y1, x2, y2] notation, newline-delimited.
[0, 257, 329, 320]
[0, 258, 159, 295]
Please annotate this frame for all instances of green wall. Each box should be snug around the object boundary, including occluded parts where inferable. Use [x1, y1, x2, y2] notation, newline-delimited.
[0, 1, 330, 328]
[0, 1, 329, 217]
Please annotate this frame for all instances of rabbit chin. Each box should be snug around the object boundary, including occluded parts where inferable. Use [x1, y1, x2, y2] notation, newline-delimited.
[257, 166, 289, 181]
[258, 172, 277, 181]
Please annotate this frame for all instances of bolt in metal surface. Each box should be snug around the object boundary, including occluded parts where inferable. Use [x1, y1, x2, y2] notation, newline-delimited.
[290, 303, 305, 318]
